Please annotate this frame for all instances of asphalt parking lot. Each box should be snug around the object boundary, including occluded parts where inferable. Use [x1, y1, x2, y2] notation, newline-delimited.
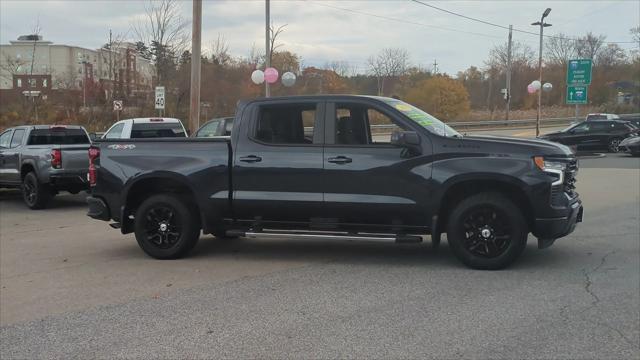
[1, 153, 639, 358]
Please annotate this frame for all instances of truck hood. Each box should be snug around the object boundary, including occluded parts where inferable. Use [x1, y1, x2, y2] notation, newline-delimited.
[455, 134, 574, 157]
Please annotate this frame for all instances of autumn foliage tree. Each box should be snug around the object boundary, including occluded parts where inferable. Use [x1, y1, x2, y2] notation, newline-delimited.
[404, 75, 470, 121]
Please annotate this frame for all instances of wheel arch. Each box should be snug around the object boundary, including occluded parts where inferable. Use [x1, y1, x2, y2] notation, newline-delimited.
[121, 172, 213, 234]
[435, 175, 535, 234]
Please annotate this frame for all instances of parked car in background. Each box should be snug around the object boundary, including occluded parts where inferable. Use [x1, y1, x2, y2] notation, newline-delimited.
[619, 135, 640, 156]
[585, 113, 620, 121]
[103, 118, 187, 139]
[539, 120, 638, 153]
[87, 95, 583, 270]
[194, 117, 234, 138]
[0, 125, 91, 208]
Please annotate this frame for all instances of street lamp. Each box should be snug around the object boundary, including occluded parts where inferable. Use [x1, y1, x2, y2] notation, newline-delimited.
[532, 7, 552, 137]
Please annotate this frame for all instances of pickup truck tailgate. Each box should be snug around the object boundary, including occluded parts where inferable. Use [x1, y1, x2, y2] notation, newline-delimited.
[59, 145, 90, 172]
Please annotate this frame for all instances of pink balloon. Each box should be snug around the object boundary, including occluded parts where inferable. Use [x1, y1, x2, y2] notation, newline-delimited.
[527, 84, 536, 94]
[264, 67, 279, 84]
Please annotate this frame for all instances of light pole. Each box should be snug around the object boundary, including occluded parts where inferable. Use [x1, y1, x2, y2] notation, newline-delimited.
[532, 8, 551, 137]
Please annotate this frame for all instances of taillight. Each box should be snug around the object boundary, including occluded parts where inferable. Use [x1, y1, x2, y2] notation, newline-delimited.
[51, 149, 62, 169]
[88, 146, 100, 186]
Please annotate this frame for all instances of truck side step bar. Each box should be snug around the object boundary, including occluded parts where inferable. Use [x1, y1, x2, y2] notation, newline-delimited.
[226, 229, 423, 244]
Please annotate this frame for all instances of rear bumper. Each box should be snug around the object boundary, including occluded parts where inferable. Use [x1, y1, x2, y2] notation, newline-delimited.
[534, 198, 583, 247]
[50, 171, 88, 190]
[87, 196, 110, 221]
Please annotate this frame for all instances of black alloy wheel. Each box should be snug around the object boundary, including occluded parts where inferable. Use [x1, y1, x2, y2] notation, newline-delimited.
[447, 192, 528, 270]
[21, 172, 51, 209]
[134, 194, 201, 259]
[608, 138, 621, 153]
[461, 206, 511, 258]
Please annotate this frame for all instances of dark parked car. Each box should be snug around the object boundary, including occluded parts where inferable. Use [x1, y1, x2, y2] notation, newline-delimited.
[0, 125, 91, 208]
[87, 95, 583, 270]
[194, 117, 234, 137]
[539, 120, 638, 153]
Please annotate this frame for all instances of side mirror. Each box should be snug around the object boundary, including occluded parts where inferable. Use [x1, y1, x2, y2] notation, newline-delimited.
[390, 130, 421, 154]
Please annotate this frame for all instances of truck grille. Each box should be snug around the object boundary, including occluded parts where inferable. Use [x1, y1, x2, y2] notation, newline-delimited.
[551, 158, 578, 206]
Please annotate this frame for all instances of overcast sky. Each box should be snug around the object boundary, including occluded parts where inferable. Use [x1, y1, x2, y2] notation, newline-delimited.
[1, 0, 638, 75]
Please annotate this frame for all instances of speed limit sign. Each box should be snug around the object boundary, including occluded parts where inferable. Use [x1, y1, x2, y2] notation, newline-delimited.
[155, 86, 165, 110]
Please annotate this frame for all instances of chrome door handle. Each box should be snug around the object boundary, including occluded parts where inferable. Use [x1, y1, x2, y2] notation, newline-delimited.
[327, 156, 352, 164]
[239, 155, 262, 163]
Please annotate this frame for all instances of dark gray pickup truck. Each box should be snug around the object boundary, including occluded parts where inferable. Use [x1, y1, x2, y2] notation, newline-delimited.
[0, 125, 91, 208]
[87, 95, 583, 269]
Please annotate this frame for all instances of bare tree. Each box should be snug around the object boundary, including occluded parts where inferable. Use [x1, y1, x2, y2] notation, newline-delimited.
[210, 34, 231, 66]
[100, 30, 128, 101]
[487, 41, 535, 70]
[269, 24, 287, 64]
[546, 33, 576, 66]
[133, 0, 189, 83]
[0, 54, 28, 82]
[596, 43, 627, 67]
[575, 32, 606, 64]
[325, 60, 357, 78]
[368, 48, 410, 95]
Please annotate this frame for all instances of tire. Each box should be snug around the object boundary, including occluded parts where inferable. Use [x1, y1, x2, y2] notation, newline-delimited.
[608, 138, 622, 153]
[446, 192, 528, 270]
[134, 194, 201, 259]
[21, 172, 52, 209]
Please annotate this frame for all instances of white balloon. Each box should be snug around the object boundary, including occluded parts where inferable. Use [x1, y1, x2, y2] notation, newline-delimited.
[531, 80, 541, 90]
[281, 72, 296, 87]
[251, 70, 264, 85]
[542, 82, 553, 92]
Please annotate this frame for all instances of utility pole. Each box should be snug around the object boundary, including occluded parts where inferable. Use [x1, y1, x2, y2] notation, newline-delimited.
[532, 8, 551, 137]
[505, 25, 512, 121]
[189, 0, 202, 135]
[265, 0, 271, 97]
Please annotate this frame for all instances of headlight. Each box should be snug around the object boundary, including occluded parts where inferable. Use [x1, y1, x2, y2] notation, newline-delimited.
[534, 156, 565, 186]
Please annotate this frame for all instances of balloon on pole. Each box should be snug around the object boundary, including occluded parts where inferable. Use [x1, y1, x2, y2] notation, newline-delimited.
[281, 72, 296, 87]
[531, 80, 541, 91]
[542, 82, 553, 92]
[264, 67, 279, 84]
[251, 70, 264, 84]
[527, 84, 536, 94]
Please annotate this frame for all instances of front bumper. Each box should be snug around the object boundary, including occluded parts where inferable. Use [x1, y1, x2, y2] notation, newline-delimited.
[87, 196, 110, 221]
[534, 198, 583, 248]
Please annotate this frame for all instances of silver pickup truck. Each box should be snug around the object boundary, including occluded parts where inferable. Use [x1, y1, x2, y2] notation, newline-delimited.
[0, 125, 91, 209]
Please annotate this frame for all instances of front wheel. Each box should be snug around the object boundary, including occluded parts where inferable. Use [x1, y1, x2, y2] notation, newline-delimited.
[608, 138, 622, 153]
[134, 194, 201, 259]
[446, 192, 528, 270]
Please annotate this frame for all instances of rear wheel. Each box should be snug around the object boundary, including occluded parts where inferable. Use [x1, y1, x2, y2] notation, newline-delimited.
[446, 192, 528, 270]
[608, 138, 622, 153]
[21, 172, 52, 209]
[134, 194, 201, 259]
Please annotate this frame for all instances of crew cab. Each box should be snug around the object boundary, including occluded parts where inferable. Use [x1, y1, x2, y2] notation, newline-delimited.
[87, 96, 583, 269]
[0, 125, 91, 208]
[103, 117, 187, 139]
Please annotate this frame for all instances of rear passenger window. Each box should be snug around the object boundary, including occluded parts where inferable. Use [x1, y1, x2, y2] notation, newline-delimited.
[255, 105, 316, 144]
[131, 123, 186, 138]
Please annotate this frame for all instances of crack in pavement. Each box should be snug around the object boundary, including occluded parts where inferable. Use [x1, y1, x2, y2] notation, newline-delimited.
[582, 250, 615, 306]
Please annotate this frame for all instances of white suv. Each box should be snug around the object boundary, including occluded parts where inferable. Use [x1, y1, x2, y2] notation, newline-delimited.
[103, 118, 187, 139]
[586, 113, 621, 121]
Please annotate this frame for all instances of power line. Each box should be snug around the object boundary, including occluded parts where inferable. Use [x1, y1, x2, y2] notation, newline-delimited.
[307, 1, 505, 40]
[408, 0, 635, 44]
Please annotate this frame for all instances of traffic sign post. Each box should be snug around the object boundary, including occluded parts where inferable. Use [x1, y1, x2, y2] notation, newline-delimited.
[566, 59, 592, 85]
[567, 86, 588, 104]
[113, 100, 123, 121]
[155, 86, 165, 116]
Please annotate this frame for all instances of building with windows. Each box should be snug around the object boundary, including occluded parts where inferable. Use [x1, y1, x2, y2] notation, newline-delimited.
[0, 35, 154, 104]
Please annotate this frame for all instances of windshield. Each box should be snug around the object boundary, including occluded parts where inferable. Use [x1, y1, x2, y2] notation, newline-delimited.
[382, 98, 461, 137]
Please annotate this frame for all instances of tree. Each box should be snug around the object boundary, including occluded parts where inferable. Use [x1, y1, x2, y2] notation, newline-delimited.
[404, 75, 470, 121]
[487, 41, 535, 70]
[596, 43, 627, 67]
[268, 24, 287, 65]
[133, 0, 189, 84]
[210, 34, 231, 66]
[545, 33, 576, 66]
[367, 48, 410, 95]
[575, 32, 606, 64]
